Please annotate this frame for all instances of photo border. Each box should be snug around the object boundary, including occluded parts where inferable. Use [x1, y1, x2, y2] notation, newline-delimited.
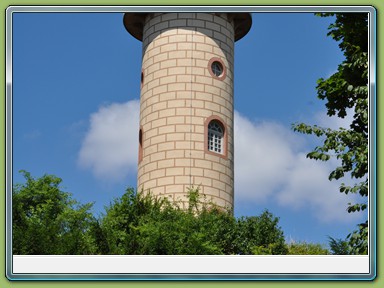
[2, 2, 379, 285]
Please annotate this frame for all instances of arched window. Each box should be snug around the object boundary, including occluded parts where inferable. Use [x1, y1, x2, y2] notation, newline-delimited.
[204, 116, 227, 159]
[208, 120, 224, 154]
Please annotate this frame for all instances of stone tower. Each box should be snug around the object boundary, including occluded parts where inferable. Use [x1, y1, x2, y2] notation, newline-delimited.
[124, 12, 252, 210]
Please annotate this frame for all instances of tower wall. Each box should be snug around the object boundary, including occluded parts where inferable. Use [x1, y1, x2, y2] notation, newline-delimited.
[124, 12, 251, 210]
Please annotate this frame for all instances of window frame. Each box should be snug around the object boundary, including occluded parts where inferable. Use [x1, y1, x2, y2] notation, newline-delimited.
[208, 57, 227, 81]
[204, 115, 228, 159]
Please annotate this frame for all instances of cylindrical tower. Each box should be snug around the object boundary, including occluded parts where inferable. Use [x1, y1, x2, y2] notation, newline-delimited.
[124, 12, 251, 210]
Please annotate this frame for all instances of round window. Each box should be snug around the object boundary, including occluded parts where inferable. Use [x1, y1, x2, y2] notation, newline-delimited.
[208, 57, 226, 80]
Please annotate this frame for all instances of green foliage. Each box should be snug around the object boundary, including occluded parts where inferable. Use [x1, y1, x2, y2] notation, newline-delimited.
[186, 185, 201, 212]
[293, 13, 369, 254]
[13, 174, 331, 255]
[100, 187, 288, 255]
[97, 188, 168, 254]
[233, 211, 288, 255]
[347, 221, 368, 255]
[12, 177, 290, 255]
[287, 241, 329, 255]
[328, 236, 351, 255]
[12, 170, 97, 255]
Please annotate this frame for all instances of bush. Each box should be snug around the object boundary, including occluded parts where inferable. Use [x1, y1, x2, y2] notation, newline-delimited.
[13, 172, 330, 255]
[100, 188, 288, 255]
[287, 241, 329, 255]
[12, 171, 97, 255]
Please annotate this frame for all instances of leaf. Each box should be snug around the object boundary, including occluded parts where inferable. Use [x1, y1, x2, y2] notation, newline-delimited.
[292, 13, 369, 255]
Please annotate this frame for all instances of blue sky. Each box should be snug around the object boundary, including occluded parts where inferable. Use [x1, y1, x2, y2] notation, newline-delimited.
[12, 11, 367, 246]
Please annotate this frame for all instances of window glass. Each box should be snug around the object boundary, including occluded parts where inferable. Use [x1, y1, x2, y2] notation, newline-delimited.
[208, 120, 224, 154]
[211, 61, 223, 77]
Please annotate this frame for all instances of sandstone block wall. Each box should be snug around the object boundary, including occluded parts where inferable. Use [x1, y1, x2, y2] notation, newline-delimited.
[137, 13, 236, 209]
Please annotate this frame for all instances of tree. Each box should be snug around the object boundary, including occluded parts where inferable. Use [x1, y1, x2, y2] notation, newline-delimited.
[12, 171, 97, 254]
[328, 236, 351, 255]
[100, 188, 288, 255]
[233, 211, 288, 255]
[99, 188, 169, 254]
[293, 13, 369, 254]
[13, 173, 323, 255]
[287, 241, 329, 255]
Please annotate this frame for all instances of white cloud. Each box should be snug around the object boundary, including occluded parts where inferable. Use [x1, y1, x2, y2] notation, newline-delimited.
[78, 100, 140, 181]
[274, 153, 361, 223]
[234, 112, 362, 223]
[234, 113, 302, 202]
[78, 100, 363, 223]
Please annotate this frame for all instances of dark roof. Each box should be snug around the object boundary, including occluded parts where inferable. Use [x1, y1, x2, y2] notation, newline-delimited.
[123, 13, 252, 42]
